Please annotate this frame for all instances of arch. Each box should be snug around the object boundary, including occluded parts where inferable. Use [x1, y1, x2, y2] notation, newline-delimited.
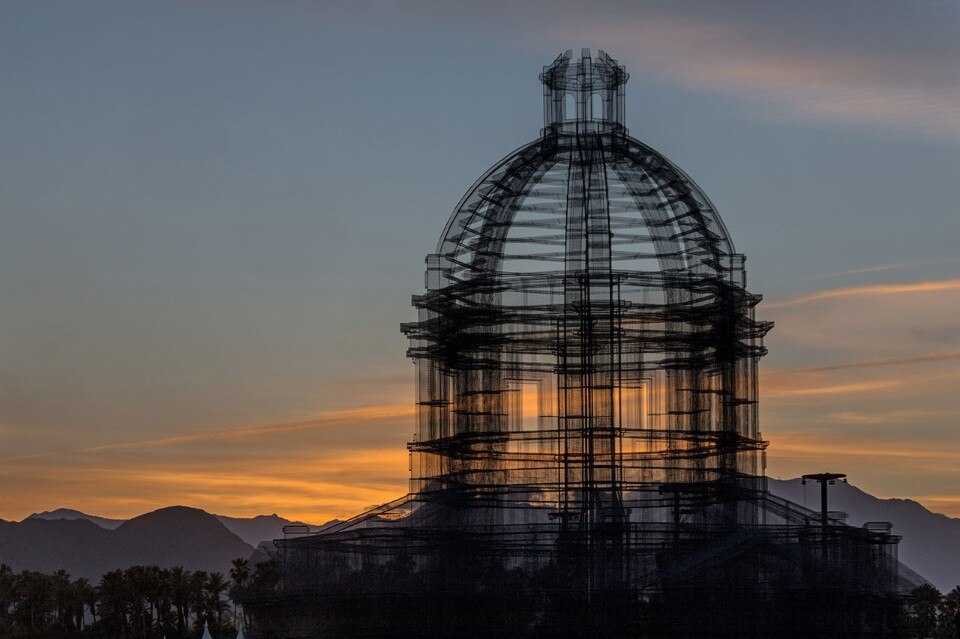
[591, 93, 603, 120]
[563, 93, 576, 120]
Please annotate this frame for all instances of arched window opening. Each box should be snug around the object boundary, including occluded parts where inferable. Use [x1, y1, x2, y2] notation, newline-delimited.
[563, 93, 576, 121]
[592, 93, 603, 120]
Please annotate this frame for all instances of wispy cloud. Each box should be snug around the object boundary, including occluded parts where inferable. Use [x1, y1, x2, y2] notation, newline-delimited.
[768, 427, 960, 470]
[0, 447, 411, 523]
[345, 0, 960, 143]
[812, 263, 914, 280]
[772, 437, 959, 462]
[763, 379, 900, 398]
[789, 350, 960, 373]
[538, 3, 960, 141]
[0, 399, 417, 521]
[828, 409, 960, 425]
[0, 403, 414, 464]
[765, 278, 960, 308]
[762, 354, 960, 406]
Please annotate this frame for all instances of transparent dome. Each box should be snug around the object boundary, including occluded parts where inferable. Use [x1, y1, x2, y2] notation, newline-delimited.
[436, 48, 735, 284]
[403, 49, 771, 526]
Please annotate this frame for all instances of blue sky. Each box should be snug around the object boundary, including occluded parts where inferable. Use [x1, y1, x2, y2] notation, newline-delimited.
[1, 0, 958, 521]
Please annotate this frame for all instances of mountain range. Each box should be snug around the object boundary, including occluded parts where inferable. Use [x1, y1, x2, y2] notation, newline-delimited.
[25, 507, 315, 547]
[5, 480, 959, 591]
[0, 507, 256, 579]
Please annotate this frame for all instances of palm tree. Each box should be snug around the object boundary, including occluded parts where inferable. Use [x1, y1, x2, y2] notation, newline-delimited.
[82, 575, 99, 628]
[72, 577, 94, 631]
[250, 560, 281, 596]
[940, 586, 960, 638]
[229, 557, 250, 630]
[153, 567, 176, 636]
[139, 565, 167, 635]
[169, 566, 191, 635]
[98, 569, 130, 637]
[51, 569, 72, 630]
[0, 564, 14, 635]
[15, 571, 54, 633]
[127, 565, 154, 638]
[0, 562, 273, 638]
[206, 572, 231, 637]
[910, 583, 942, 638]
[189, 570, 209, 635]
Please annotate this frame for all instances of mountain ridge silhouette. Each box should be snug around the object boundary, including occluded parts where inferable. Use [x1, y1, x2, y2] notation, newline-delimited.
[10, 481, 959, 590]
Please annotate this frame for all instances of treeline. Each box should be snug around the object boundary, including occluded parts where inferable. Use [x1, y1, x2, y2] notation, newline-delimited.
[0, 559, 280, 638]
[4, 561, 958, 638]
[909, 584, 960, 638]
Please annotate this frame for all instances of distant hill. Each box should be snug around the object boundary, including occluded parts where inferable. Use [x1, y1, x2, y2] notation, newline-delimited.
[22, 507, 317, 547]
[12, 485, 958, 591]
[27, 508, 125, 530]
[0, 517, 113, 578]
[769, 478, 960, 592]
[214, 513, 316, 547]
[0, 506, 253, 579]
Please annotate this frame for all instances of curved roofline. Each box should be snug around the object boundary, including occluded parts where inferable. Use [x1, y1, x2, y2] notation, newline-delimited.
[434, 138, 543, 255]
[630, 137, 737, 256]
[435, 132, 737, 260]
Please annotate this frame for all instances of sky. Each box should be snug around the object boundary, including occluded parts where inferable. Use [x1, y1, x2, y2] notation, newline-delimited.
[1, 0, 958, 523]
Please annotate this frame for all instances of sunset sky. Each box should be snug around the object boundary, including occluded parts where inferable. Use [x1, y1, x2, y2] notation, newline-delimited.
[2, 0, 958, 523]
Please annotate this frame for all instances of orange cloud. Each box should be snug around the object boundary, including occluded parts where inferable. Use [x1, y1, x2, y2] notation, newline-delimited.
[827, 409, 960, 425]
[0, 401, 417, 522]
[770, 433, 960, 463]
[765, 278, 960, 309]
[761, 350, 960, 407]
[763, 379, 900, 398]
[1, 445, 411, 524]
[554, 11, 960, 141]
[0, 403, 415, 464]
[794, 351, 960, 373]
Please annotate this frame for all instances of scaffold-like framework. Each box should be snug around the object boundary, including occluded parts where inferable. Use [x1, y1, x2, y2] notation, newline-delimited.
[250, 50, 922, 638]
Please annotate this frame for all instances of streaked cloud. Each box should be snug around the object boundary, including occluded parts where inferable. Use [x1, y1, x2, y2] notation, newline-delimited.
[766, 278, 960, 309]
[342, 0, 959, 141]
[812, 263, 914, 280]
[795, 351, 960, 373]
[763, 379, 899, 398]
[762, 275, 960, 361]
[541, 2, 960, 141]
[0, 403, 414, 464]
[0, 446, 411, 524]
[828, 409, 960, 426]
[0, 402, 415, 521]
[0, 401, 416, 521]
[771, 432, 960, 463]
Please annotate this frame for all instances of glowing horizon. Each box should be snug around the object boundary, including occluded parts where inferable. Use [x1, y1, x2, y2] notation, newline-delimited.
[4, 283, 960, 523]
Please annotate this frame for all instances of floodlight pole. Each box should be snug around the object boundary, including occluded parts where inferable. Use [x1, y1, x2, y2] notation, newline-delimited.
[801, 472, 847, 561]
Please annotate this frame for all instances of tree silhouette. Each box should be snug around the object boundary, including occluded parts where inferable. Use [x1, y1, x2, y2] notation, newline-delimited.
[228, 557, 250, 631]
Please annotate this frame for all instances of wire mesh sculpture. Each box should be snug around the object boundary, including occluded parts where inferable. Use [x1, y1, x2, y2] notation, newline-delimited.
[250, 50, 919, 639]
